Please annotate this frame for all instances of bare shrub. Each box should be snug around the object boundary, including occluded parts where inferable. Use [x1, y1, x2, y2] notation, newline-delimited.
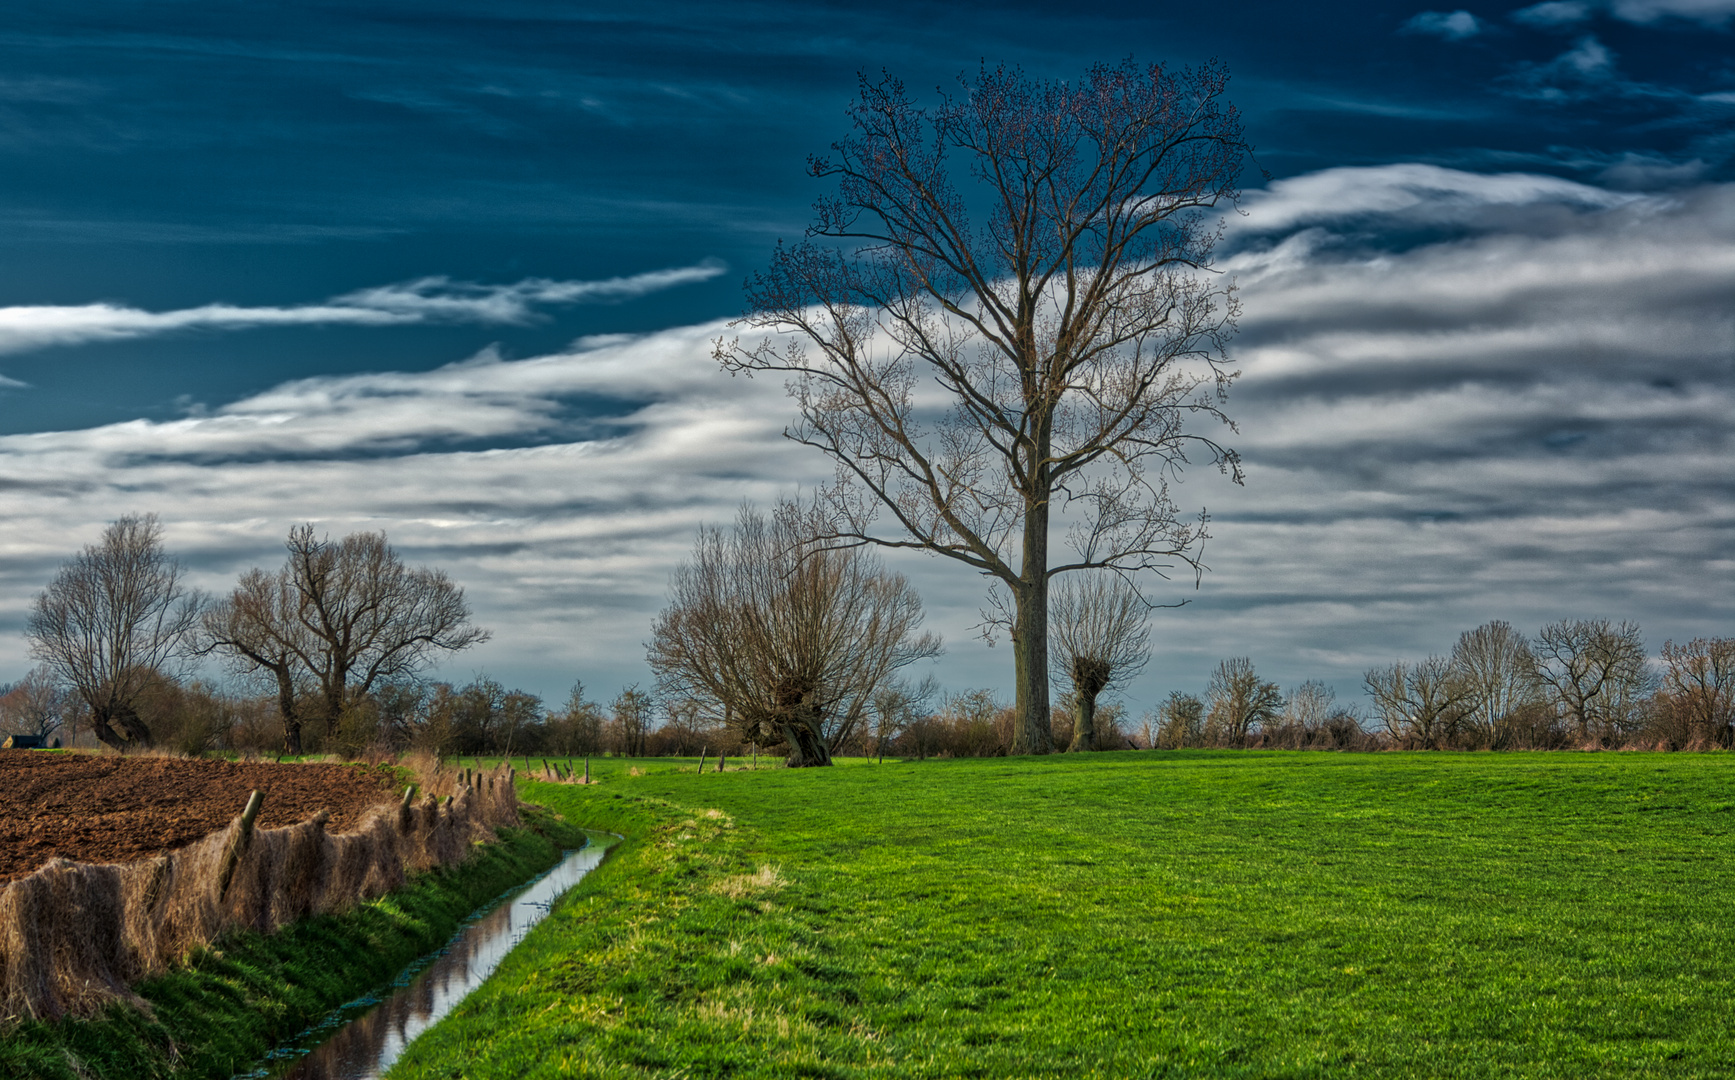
[132, 675, 263, 757]
[1153, 691, 1206, 749]
[1205, 659, 1284, 746]
[932, 689, 1014, 757]
[1653, 638, 1735, 748]
[869, 676, 938, 761]
[1260, 682, 1372, 751]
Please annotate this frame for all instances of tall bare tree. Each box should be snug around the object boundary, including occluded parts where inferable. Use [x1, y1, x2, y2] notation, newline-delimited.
[716, 60, 1251, 754]
[649, 501, 941, 767]
[1205, 658, 1283, 744]
[1450, 620, 1543, 742]
[548, 680, 607, 756]
[203, 525, 489, 753]
[27, 514, 201, 750]
[611, 686, 654, 758]
[1364, 656, 1479, 748]
[1049, 574, 1150, 751]
[1532, 619, 1655, 741]
[200, 567, 310, 751]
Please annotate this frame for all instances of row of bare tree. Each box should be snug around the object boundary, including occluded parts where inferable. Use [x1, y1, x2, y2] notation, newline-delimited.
[1140, 622, 1734, 753]
[1362, 621, 1733, 750]
[21, 514, 488, 753]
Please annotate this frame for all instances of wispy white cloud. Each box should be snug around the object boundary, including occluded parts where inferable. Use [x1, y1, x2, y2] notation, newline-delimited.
[0, 261, 726, 356]
[1608, 0, 1735, 23]
[1401, 9, 1485, 38]
[1513, 0, 1735, 25]
[1497, 35, 1659, 101]
[1597, 153, 1711, 189]
[1512, 1, 1596, 26]
[1233, 163, 1640, 234]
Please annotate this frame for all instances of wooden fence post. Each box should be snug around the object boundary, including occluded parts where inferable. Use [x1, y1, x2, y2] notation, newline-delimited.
[217, 789, 265, 899]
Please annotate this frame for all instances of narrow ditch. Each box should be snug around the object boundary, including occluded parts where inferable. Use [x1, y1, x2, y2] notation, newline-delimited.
[238, 830, 617, 1080]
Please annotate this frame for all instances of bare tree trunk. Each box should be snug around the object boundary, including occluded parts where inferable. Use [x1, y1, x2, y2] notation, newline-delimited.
[779, 709, 833, 767]
[88, 708, 127, 751]
[320, 676, 346, 739]
[268, 665, 303, 756]
[1071, 691, 1098, 752]
[1012, 499, 1053, 754]
[113, 704, 151, 746]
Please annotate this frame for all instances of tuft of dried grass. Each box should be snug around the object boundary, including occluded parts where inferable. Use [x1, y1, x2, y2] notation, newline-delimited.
[709, 865, 785, 900]
[0, 859, 143, 1022]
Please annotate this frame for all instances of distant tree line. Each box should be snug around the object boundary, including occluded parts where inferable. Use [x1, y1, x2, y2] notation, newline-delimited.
[1143, 620, 1734, 754]
[7, 513, 1730, 761]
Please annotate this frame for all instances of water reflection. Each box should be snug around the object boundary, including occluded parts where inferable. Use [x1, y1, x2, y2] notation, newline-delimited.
[255, 837, 610, 1080]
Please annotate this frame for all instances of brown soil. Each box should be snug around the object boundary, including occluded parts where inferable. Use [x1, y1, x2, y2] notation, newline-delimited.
[0, 751, 402, 885]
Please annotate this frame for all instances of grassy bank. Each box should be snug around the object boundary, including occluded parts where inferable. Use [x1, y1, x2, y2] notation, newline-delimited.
[0, 808, 586, 1080]
[390, 752, 1735, 1078]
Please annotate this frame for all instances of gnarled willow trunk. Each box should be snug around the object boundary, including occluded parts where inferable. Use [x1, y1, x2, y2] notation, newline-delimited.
[89, 702, 151, 751]
[1069, 657, 1113, 752]
[773, 680, 833, 767]
[778, 716, 833, 767]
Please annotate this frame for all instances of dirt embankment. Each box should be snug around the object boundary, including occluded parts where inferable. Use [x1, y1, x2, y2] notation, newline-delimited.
[0, 752, 399, 884]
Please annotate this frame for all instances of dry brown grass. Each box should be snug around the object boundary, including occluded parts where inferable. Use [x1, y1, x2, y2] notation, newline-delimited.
[0, 758, 520, 1023]
[708, 865, 785, 900]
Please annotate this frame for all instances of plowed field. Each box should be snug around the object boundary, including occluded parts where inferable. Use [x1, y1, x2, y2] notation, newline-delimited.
[0, 751, 400, 884]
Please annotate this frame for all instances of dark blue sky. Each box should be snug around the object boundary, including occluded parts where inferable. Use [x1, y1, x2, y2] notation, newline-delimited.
[0, 1, 1729, 709]
[0, 1, 1727, 431]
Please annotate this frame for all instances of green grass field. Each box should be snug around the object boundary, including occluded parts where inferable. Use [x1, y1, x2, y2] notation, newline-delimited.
[384, 751, 1735, 1079]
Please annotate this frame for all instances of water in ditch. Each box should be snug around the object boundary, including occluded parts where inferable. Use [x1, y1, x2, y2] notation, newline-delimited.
[240, 833, 613, 1080]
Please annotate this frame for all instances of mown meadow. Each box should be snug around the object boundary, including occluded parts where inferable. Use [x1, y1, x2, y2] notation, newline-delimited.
[391, 751, 1735, 1079]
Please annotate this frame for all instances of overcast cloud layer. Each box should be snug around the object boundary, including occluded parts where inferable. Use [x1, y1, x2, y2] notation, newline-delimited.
[0, 164, 1727, 715]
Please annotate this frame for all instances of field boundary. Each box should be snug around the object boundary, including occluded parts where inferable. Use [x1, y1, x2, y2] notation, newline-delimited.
[0, 761, 519, 1023]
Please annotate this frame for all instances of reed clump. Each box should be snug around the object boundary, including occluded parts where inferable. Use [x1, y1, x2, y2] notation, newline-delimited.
[0, 759, 519, 1023]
